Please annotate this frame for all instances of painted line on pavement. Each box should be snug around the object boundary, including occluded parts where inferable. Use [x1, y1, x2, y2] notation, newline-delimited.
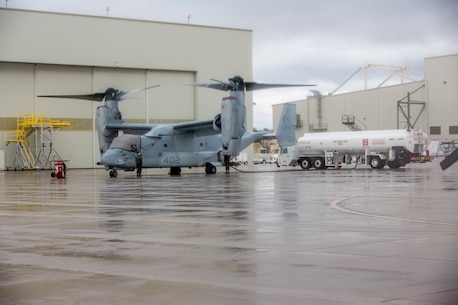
[330, 196, 458, 227]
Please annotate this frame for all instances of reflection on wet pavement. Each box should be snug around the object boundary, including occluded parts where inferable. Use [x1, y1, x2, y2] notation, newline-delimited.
[1, 161, 457, 304]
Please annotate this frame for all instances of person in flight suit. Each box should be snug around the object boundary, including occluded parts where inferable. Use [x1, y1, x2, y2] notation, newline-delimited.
[136, 152, 142, 177]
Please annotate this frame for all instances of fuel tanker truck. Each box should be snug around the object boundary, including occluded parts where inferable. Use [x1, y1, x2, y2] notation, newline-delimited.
[275, 103, 431, 170]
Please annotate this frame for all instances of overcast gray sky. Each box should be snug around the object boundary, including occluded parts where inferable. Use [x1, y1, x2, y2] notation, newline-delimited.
[5, 0, 458, 129]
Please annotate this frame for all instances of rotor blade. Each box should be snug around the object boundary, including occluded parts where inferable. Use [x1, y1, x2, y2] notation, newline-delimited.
[189, 81, 315, 92]
[38, 92, 106, 101]
[245, 82, 316, 92]
[38, 85, 160, 102]
[117, 85, 160, 100]
[189, 82, 230, 91]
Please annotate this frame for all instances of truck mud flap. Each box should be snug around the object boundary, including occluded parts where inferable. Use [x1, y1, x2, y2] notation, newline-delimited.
[440, 148, 458, 170]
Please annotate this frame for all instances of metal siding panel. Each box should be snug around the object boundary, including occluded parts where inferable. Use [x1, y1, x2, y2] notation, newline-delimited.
[0, 62, 35, 116]
[147, 70, 196, 121]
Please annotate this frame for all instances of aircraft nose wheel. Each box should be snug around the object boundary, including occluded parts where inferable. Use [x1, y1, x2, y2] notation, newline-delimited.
[109, 170, 118, 177]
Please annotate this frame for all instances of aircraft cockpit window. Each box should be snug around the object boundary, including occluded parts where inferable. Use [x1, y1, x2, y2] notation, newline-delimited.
[109, 134, 141, 151]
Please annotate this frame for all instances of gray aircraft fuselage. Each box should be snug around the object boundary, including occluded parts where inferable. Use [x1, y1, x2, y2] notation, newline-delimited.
[101, 132, 223, 170]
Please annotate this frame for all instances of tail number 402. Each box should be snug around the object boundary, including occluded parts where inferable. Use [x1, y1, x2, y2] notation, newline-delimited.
[163, 156, 180, 165]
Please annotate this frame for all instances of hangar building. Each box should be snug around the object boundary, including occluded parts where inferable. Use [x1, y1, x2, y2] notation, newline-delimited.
[273, 54, 458, 146]
[0, 8, 253, 169]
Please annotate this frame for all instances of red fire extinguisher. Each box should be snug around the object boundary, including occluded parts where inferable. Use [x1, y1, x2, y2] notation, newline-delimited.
[51, 160, 67, 178]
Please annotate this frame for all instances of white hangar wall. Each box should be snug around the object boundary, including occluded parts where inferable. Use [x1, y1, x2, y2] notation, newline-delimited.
[273, 81, 427, 136]
[0, 9, 252, 79]
[0, 9, 253, 169]
[273, 54, 458, 142]
[425, 54, 458, 140]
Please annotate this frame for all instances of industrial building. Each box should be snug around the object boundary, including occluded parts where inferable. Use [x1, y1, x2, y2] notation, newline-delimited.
[1, 9, 456, 170]
[0, 8, 253, 169]
[273, 54, 458, 148]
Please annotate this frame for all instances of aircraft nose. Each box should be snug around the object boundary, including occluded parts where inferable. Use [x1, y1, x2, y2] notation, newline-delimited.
[100, 149, 128, 166]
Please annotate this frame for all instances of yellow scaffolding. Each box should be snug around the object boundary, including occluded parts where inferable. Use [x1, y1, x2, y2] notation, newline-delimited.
[4, 114, 70, 169]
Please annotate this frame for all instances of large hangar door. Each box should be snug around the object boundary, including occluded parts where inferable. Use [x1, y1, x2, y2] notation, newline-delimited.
[92, 68, 195, 123]
[0, 62, 35, 118]
[147, 71, 195, 122]
[0, 62, 36, 169]
[93, 67, 147, 121]
[36, 65, 93, 117]
[35, 65, 95, 168]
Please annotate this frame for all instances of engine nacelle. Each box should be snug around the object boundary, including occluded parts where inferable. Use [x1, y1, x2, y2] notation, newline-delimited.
[213, 113, 222, 131]
[221, 95, 246, 156]
[96, 101, 122, 154]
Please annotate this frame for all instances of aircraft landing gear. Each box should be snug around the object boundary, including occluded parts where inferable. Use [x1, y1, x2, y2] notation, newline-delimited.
[169, 167, 181, 176]
[205, 163, 217, 174]
[109, 169, 118, 177]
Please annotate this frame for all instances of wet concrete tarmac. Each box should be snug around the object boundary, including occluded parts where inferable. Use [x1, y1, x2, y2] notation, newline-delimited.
[1, 160, 457, 305]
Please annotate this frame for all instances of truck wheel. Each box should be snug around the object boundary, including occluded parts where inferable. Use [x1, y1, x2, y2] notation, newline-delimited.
[370, 156, 384, 169]
[299, 158, 312, 170]
[313, 157, 325, 169]
[387, 160, 402, 169]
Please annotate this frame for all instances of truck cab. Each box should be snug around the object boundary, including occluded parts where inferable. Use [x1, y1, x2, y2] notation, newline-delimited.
[276, 146, 298, 167]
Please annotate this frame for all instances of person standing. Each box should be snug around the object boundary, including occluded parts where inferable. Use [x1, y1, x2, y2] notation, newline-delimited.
[333, 150, 340, 169]
[136, 152, 142, 177]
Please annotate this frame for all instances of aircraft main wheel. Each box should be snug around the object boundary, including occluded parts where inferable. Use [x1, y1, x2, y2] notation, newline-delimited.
[170, 167, 181, 176]
[109, 170, 118, 177]
[313, 157, 325, 169]
[299, 158, 312, 170]
[205, 164, 216, 174]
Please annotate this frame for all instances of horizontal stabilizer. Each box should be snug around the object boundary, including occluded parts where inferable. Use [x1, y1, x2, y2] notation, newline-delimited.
[240, 132, 268, 152]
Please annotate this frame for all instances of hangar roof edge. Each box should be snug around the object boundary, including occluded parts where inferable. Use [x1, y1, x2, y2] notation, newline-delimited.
[424, 53, 458, 60]
[0, 7, 253, 33]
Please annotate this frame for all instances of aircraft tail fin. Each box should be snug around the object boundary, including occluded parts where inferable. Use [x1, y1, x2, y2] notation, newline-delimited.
[276, 103, 297, 146]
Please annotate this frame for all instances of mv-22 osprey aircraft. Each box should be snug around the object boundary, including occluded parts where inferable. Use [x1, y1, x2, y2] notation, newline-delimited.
[40, 76, 313, 177]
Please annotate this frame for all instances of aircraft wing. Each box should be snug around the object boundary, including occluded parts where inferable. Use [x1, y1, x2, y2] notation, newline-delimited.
[172, 119, 221, 136]
[106, 120, 160, 135]
[107, 118, 219, 137]
[173, 119, 215, 131]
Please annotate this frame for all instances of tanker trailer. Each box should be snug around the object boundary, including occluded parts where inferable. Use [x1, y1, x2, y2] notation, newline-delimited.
[280, 129, 427, 169]
[275, 104, 430, 170]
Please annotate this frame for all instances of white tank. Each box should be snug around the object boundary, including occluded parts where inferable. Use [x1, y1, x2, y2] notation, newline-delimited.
[297, 129, 425, 156]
